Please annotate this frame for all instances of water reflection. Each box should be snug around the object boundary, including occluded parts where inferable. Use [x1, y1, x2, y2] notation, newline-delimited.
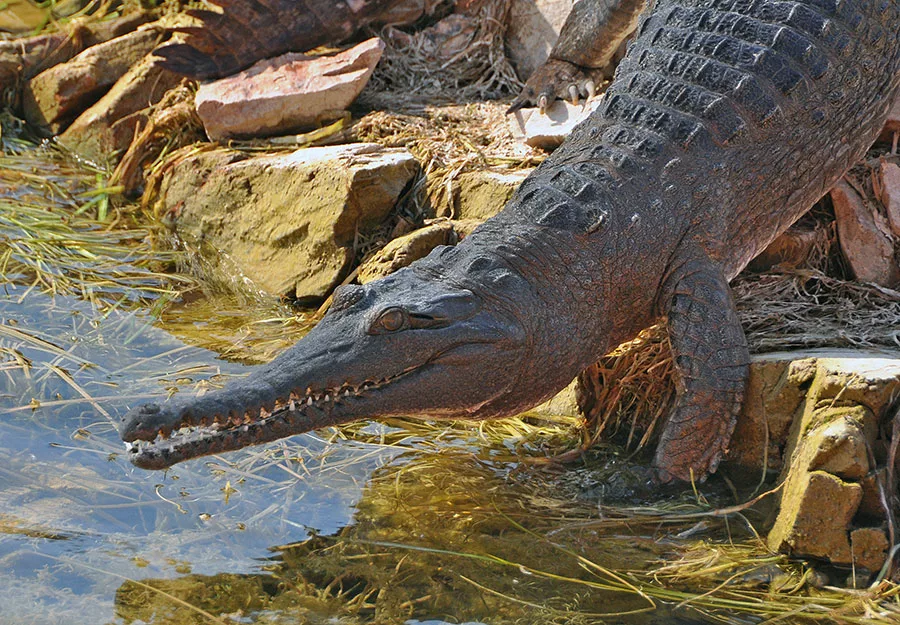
[0, 145, 757, 625]
[113, 450, 709, 625]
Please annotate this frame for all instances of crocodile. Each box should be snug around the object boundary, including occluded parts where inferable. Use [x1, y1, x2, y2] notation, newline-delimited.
[122, 0, 900, 482]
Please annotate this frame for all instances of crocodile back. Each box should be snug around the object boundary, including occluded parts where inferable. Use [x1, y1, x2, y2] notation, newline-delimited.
[513, 0, 900, 280]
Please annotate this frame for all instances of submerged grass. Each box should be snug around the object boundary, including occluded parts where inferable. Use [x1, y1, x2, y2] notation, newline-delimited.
[0, 144, 196, 311]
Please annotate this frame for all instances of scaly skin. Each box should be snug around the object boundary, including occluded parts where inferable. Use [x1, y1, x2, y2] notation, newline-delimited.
[508, 0, 648, 113]
[122, 0, 900, 481]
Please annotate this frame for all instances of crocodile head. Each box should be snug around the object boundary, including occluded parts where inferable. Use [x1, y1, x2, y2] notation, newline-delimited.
[119, 253, 552, 470]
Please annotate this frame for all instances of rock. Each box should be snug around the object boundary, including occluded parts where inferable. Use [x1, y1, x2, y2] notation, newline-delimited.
[767, 470, 862, 564]
[414, 14, 479, 64]
[508, 97, 603, 150]
[154, 143, 419, 302]
[746, 225, 827, 272]
[728, 350, 900, 476]
[727, 354, 816, 473]
[506, 0, 575, 80]
[831, 181, 899, 287]
[850, 528, 890, 572]
[524, 378, 581, 420]
[0, 11, 154, 109]
[877, 92, 900, 143]
[440, 169, 532, 221]
[804, 412, 872, 480]
[857, 470, 890, 522]
[22, 25, 166, 133]
[740, 350, 900, 567]
[356, 218, 490, 284]
[357, 222, 457, 284]
[878, 161, 900, 238]
[195, 38, 384, 141]
[57, 53, 182, 163]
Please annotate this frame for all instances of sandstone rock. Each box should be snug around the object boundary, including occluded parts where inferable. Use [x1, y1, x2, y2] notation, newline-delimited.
[58, 53, 182, 162]
[804, 412, 872, 480]
[526, 378, 581, 420]
[858, 470, 890, 522]
[727, 354, 816, 473]
[22, 25, 165, 133]
[0, 11, 153, 108]
[831, 181, 899, 287]
[878, 161, 900, 238]
[729, 350, 900, 475]
[508, 97, 603, 150]
[767, 470, 861, 564]
[748, 351, 900, 566]
[850, 527, 889, 572]
[195, 38, 384, 141]
[415, 14, 479, 63]
[746, 225, 827, 273]
[506, 0, 575, 80]
[357, 222, 457, 284]
[440, 169, 532, 221]
[155, 143, 419, 302]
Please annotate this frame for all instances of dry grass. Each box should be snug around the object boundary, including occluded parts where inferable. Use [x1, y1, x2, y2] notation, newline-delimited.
[364, 0, 522, 108]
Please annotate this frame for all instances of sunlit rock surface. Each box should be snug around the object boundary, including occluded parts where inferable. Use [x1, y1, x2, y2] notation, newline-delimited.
[195, 38, 385, 141]
[0, 11, 153, 108]
[440, 169, 532, 221]
[22, 24, 165, 133]
[154, 143, 419, 302]
[57, 52, 181, 162]
[507, 97, 603, 150]
[727, 351, 900, 570]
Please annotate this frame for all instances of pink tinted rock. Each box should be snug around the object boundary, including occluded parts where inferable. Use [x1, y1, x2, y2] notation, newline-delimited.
[879, 161, 900, 237]
[195, 38, 385, 141]
[831, 181, 899, 287]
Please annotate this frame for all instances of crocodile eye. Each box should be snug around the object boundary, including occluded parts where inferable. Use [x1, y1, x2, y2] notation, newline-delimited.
[377, 308, 406, 332]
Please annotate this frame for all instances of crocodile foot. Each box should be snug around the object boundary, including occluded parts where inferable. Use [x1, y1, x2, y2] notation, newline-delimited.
[507, 59, 604, 114]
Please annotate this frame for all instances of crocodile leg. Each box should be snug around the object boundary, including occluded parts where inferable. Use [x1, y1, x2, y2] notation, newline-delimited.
[654, 256, 750, 483]
[507, 0, 647, 113]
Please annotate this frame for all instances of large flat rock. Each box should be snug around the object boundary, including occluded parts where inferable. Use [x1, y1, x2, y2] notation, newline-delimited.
[195, 38, 385, 141]
[154, 143, 420, 302]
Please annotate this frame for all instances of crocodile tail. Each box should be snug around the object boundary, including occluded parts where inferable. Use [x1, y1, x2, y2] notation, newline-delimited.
[154, 0, 421, 79]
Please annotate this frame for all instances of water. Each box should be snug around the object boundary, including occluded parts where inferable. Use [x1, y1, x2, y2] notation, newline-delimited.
[0, 144, 773, 625]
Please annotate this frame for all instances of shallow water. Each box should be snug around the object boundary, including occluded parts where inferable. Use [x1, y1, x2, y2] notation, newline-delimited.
[0, 145, 764, 625]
